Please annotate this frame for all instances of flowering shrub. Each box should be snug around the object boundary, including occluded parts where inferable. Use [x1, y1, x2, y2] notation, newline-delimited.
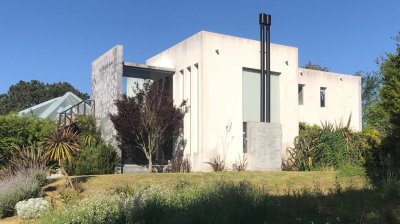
[0, 168, 44, 218]
[125, 186, 171, 221]
[40, 186, 171, 223]
[15, 198, 49, 219]
[41, 195, 128, 224]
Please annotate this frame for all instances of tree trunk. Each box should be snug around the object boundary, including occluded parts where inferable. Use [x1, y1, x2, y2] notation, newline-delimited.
[148, 156, 153, 172]
[59, 161, 74, 189]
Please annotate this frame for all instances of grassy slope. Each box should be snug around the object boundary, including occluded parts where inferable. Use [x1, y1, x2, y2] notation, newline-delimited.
[47, 171, 367, 197]
[0, 171, 369, 224]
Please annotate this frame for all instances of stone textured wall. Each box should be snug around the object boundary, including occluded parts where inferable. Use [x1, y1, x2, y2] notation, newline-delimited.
[245, 122, 282, 171]
[92, 45, 123, 154]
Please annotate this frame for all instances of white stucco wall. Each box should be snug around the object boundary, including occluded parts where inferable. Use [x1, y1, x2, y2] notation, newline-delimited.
[147, 31, 299, 171]
[146, 33, 203, 170]
[298, 68, 362, 131]
[96, 31, 362, 172]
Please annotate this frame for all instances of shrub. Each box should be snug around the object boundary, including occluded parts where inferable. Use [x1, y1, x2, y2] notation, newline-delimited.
[59, 188, 80, 204]
[39, 180, 400, 223]
[318, 130, 351, 168]
[181, 158, 192, 173]
[169, 156, 191, 173]
[285, 121, 367, 171]
[232, 154, 248, 171]
[0, 168, 44, 218]
[361, 127, 393, 182]
[114, 185, 137, 196]
[338, 163, 366, 177]
[125, 186, 171, 222]
[65, 143, 119, 175]
[0, 144, 48, 178]
[284, 135, 321, 171]
[205, 155, 225, 171]
[299, 122, 321, 137]
[0, 114, 55, 167]
[15, 198, 49, 219]
[75, 115, 100, 147]
[40, 195, 127, 224]
[124, 181, 263, 223]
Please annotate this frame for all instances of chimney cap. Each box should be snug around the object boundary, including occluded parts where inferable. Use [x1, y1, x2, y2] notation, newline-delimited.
[259, 13, 271, 26]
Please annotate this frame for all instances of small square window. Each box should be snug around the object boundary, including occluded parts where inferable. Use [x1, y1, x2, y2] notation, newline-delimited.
[298, 84, 304, 105]
[320, 87, 326, 107]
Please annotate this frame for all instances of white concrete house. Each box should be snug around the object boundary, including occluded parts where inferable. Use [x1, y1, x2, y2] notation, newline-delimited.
[92, 31, 361, 172]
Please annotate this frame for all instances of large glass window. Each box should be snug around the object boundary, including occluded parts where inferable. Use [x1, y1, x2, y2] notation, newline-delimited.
[320, 87, 326, 107]
[242, 68, 280, 123]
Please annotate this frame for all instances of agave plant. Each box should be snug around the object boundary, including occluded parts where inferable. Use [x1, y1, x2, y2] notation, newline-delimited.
[43, 127, 79, 188]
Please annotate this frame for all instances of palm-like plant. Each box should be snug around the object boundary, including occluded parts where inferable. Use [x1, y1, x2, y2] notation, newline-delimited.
[43, 127, 79, 188]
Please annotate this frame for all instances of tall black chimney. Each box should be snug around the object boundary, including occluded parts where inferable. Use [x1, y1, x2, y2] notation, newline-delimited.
[259, 13, 271, 122]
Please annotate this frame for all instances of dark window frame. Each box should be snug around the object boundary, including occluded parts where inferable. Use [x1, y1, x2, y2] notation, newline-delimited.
[320, 87, 326, 107]
[298, 84, 305, 105]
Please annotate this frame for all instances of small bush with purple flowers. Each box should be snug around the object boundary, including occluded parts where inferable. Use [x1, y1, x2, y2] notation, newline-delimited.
[0, 168, 44, 218]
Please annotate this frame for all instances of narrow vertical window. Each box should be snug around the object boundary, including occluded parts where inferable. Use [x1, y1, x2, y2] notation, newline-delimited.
[298, 84, 304, 105]
[320, 87, 326, 107]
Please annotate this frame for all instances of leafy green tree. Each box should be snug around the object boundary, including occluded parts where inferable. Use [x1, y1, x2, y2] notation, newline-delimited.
[0, 80, 89, 115]
[357, 71, 387, 129]
[379, 33, 400, 164]
[303, 61, 330, 72]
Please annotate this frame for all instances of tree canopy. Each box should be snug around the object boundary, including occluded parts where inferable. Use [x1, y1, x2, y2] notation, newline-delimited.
[357, 71, 387, 130]
[360, 33, 400, 179]
[379, 33, 400, 161]
[0, 80, 89, 115]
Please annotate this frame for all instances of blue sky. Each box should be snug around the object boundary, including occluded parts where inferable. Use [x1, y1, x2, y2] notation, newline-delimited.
[0, 0, 399, 95]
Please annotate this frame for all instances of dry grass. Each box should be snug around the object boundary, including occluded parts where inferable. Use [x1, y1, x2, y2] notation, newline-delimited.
[0, 171, 369, 224]
[0, 216, 20, 224]
[45, 171, 368, 198]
